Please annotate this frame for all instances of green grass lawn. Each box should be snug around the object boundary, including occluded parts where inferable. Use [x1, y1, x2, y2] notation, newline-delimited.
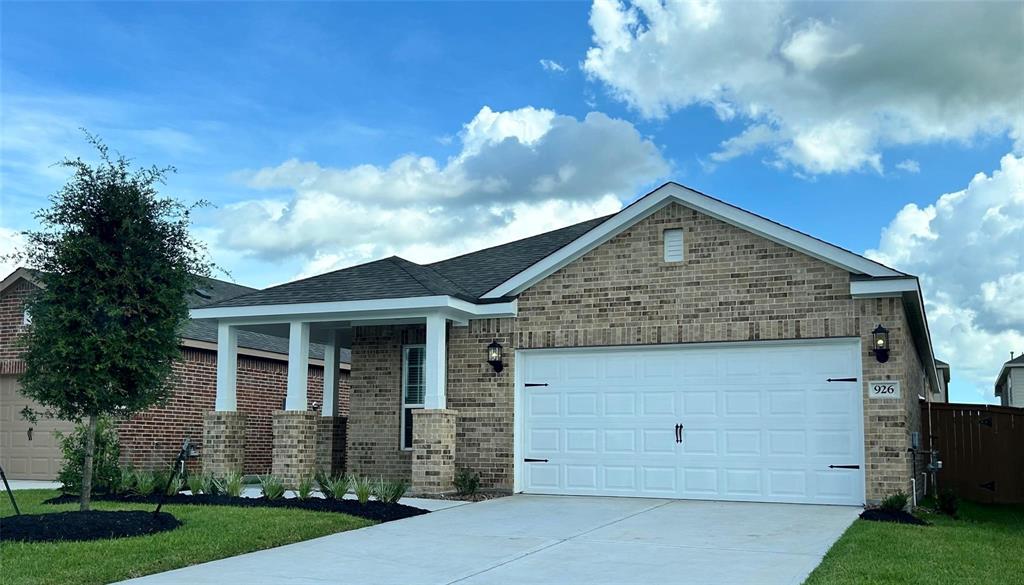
[806, 500, 1024, 585]
[1, 489, 373, 585]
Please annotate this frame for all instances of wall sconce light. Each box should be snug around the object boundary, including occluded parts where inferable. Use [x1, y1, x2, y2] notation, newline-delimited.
[487, 340, 504, 373]
[872, 324, 890, 363]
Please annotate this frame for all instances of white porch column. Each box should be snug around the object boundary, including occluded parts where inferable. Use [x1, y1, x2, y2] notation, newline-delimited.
[286, 321, 311, 411]
[424, 313, 447, 409]
[322, 330, 340, 417]
[215, 322, 238, 411]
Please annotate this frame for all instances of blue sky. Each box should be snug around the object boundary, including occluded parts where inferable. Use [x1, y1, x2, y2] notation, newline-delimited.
[1, 1, 1021, 403]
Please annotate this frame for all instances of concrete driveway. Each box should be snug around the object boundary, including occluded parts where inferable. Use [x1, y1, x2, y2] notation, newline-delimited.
[120, 495, 859, 585]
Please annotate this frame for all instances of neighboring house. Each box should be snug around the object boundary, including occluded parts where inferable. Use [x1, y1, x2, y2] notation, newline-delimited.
[934, 359, 951, 403]
[995, 354, 1024, 408]
[0, 268, 351, 480]
[192, 182, 942, 505]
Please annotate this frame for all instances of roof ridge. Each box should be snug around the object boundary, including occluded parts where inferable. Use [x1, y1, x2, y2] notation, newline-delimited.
[386, 256, 476, 299]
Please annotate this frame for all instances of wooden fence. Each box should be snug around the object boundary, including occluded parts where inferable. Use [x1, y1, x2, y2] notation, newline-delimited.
[921, 402, 1024, 504]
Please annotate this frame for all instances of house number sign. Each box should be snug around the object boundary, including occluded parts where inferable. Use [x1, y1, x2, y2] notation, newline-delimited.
[868, 380, 901, 399]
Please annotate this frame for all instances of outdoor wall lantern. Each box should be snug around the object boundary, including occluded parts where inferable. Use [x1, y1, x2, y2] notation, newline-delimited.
[872, 324, 890, 363]
[487, 340, 504, 373]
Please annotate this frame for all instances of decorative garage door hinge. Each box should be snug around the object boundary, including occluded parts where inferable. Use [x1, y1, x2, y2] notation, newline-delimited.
[523, 458, 549, 463]
[828, 464, 861, 469]
[524, 383, 549, 387]
[826, 377, 858, 382]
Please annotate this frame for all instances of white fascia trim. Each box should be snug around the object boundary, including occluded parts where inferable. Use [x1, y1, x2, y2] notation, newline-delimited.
[482, 183, 903, 299]
[189, 295, 517, 323]
[0, 268, 42, 295]
[849, 278, 919, 297]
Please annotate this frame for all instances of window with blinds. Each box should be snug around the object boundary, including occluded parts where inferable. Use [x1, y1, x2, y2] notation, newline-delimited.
[664, 228, 684, 262]
[402, 345, 426, 449]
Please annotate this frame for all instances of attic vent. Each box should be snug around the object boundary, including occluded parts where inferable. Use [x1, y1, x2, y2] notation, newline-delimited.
[194, 288, 213, 300]
[664, 229, 684, 262]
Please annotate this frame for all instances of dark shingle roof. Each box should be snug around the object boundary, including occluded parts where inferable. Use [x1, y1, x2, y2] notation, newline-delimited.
[182, 275, 351, 362]
[204, 215, 612, 309]
[1004, 354, 1024, 366]
[428, 215, 612, 299]
[935, 359, 949, 367]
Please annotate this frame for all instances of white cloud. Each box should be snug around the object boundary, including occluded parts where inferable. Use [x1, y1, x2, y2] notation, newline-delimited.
[867, 153, 1024, 402]
[217, 106, 668, 274]
[539, 59, 566, 73]
[0, 227, 26, 278]
[584, 0, 1024, 175]
[895, 159, 921, 174]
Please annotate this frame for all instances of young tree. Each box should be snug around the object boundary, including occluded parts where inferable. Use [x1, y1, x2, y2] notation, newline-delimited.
[15, 134, 212, 511]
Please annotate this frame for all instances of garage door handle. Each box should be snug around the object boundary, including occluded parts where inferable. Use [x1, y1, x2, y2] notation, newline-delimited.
[675, 424, 682, 443]
[524, 458, 549, 463]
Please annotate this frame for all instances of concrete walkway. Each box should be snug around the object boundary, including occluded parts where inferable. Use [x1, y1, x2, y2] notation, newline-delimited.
[120, 495, 859, 585]
[2, 480, 61, 490]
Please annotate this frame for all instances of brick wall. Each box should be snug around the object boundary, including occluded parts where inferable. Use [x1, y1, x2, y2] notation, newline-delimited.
[1, 276, 351, 476]
[345, 325, 424, 481]
[0, 278, 33, 375]
[118, 347, 350, 474]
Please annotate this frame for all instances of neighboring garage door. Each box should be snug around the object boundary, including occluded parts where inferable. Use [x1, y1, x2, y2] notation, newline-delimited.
[519, 340, 864, 505]
[0, 374, 74, 480]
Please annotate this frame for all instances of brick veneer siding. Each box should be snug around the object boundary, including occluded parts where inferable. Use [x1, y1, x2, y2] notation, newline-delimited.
[411, 409, 458, 495]
[447, 318, 516, 491]
[202, 411, 246, 475]
[0, 279, 33, 375]
[345, 325, 425, 481]
[345, 203, 933, 502]
[272, 410, 321, 486]
[2, 276, 351, 475]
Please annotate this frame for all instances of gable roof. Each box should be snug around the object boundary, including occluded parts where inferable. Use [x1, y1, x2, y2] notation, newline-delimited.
[481, 182, 906, 298]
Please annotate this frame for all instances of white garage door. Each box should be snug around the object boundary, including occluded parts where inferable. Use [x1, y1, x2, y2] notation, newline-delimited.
[518, 341, 864, 505]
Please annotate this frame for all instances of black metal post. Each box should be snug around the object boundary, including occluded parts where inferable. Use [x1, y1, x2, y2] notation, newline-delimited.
[154, 438, 191, 516]
[0, 464, 21, 516]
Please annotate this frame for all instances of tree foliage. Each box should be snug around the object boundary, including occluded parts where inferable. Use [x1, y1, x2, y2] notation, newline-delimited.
[12, 133, 212, 509]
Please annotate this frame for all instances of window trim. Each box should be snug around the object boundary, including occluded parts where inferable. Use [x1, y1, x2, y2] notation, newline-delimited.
[401, 344, 425, 451]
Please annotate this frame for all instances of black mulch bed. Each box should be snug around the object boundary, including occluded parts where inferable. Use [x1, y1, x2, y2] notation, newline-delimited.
[1, 510, 181, 543]
[860, 508, 929, 526]
[44, 493, 428, 523]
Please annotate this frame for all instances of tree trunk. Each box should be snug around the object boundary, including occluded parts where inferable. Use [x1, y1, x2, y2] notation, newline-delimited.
[80, 414, 98, 512]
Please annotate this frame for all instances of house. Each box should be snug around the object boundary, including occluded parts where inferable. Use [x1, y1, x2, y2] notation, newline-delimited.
[934, 359, 951, 403]
[0, 268, 351, 480]
[191, 182, 941, 505]
[995, 353, 1024, 407]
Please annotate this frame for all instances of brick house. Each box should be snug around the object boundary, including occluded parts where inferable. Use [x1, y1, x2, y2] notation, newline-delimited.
[0, 268, 351, 480]
[193, 183, 945, 505]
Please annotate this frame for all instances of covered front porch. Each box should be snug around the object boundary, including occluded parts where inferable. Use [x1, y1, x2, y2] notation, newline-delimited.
[191, 296, 517, 493]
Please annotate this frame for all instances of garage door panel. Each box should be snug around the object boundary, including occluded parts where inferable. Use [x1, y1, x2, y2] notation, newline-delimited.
[520, 341, 863, 505]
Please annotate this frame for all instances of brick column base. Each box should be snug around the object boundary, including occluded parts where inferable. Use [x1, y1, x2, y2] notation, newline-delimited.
[411, 409, 457, 496]
[202, 411, 246, 476]
[272, 410, 320, 487]
[316, 416, 335, 476]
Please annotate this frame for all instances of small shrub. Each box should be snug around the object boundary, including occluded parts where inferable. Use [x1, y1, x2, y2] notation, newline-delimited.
[221, 471, 244, 498]
[55, 416, 122, 494]
[166, 475, 184, 496]
[352, 475, 373, 504]
[297, 475, 316, 500]
[187, 473, 206, 495]
[373, 477, 408, 504]
[938, 488, 959, 517]
[319, 474, 350, 500]
[115, 467, 137, 495]
[259, 474, 286, 500]
[201, 472, 221, 496]
[454, 469, 480, 496]
[881, 491, 909, 512]
[133, 470, 157, 496]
